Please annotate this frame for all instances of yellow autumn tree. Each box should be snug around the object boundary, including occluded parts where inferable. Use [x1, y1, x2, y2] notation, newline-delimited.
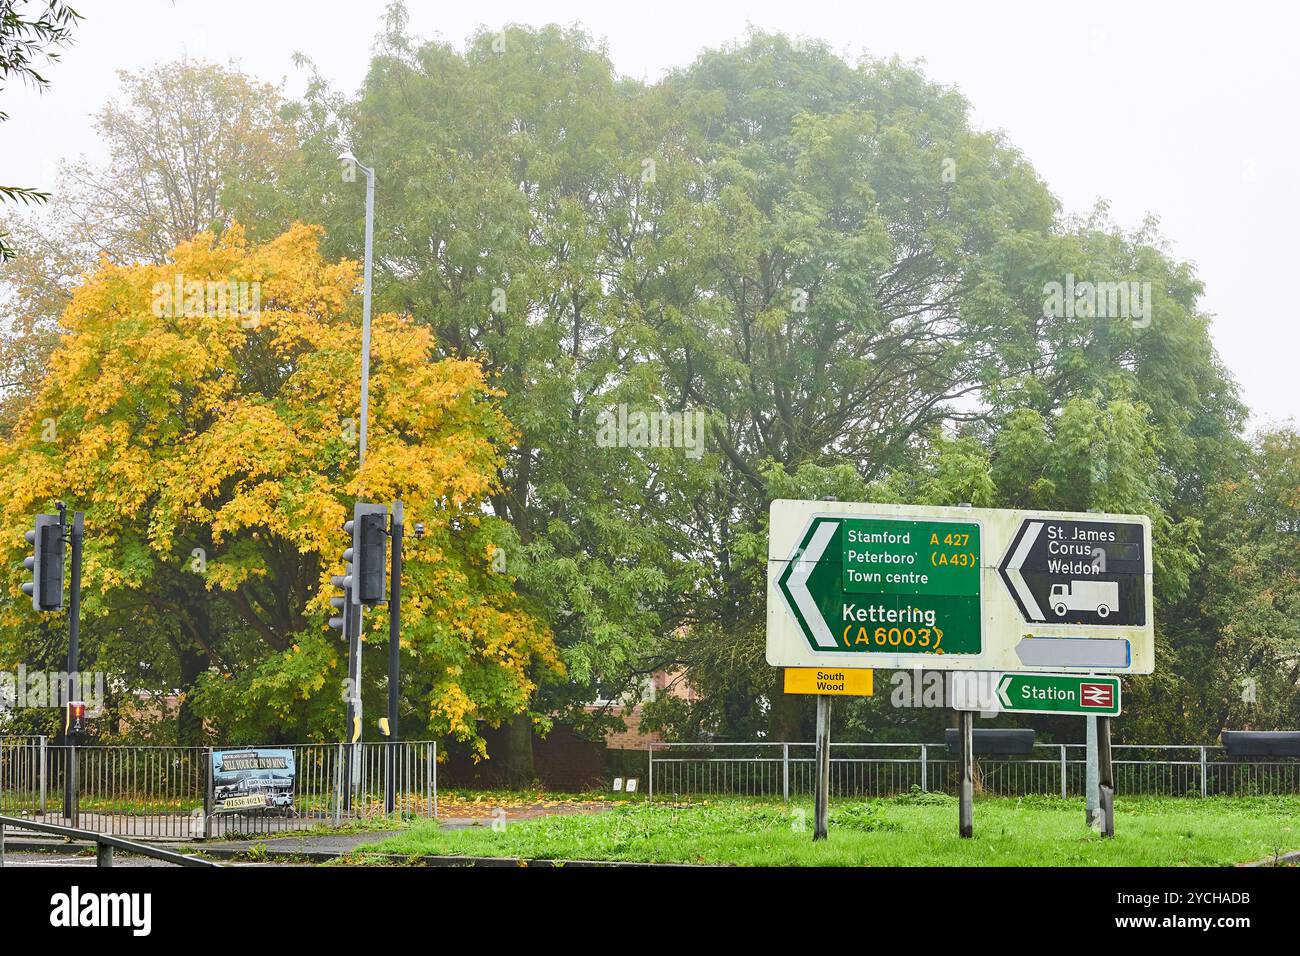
[0, 223, 559, 751]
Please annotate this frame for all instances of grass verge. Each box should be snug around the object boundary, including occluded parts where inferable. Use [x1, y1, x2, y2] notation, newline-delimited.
[356, 792, 1300, 866]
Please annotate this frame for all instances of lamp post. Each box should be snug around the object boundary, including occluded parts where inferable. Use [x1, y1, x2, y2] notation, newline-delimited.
[338, 149, 375, 468]
[339, 149, 374, 771]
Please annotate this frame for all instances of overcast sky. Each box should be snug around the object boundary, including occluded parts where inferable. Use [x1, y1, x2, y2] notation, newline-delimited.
[2, 0, 1296, 428]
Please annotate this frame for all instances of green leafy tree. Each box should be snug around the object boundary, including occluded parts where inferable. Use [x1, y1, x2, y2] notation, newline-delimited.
[1176, 429, 1300, 738]
[636, 33, 1057, 739]
[283, 13, 697, 780]
[0, 0, 80, 260]
[1, 59, 300, 431]
[638, 35, 1241, 743]
[0, 224, 559, 747]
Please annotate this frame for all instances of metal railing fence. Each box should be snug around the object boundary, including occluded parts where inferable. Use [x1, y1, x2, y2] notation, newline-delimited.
[0, 739, 437, 839]
[0, 736, 46, 816]
[646, 742, 1300, 801]
[0, 814, 220, 867]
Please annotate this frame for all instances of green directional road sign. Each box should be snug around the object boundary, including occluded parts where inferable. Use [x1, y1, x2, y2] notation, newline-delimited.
[952, 672, 1121, 716]
[767, 500, 1154, 673]
[775, 515, 983, 657]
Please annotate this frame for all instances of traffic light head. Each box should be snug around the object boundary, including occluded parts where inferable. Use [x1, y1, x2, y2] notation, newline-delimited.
[21, 513, 64, 610]
[352, 502, 389, 605]
[328, 569, 352, 634]
[66, 700, 87, 738]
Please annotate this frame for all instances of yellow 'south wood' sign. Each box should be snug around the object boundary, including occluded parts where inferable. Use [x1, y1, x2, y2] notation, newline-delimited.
[783, 667, 873, 696]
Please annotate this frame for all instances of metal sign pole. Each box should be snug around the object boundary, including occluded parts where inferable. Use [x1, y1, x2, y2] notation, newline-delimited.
[1085, 715, 1100, 829]
[342, 590, 357, 814]
[63, 511, 83, 825]
[958, 709, 974, 837]
[1097, 716, 1115, 837]
[384, 501, 403, 815]
[813, 695, 831, 840]
[349, 600, 363, 799]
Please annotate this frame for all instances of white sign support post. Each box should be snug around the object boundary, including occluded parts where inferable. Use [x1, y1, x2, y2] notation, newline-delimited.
[811, 495, 837, 843]
[814, 695, 831, 841]
[958, 709, 974, 838]
[1098, 716, 1115, 837]
[1085, 716, 1099, 828]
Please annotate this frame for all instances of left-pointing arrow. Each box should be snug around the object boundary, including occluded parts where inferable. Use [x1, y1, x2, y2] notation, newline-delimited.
[785, 520, 840, 648]
[997, 675, 1012, 709]
[1003, 520, 1046, 621]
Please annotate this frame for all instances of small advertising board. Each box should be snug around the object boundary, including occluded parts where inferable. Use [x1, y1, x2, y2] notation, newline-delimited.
[210, 748, 296, 814]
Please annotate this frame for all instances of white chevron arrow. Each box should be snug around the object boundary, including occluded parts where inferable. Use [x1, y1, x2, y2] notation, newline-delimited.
[785, 520, 840, 649]
[1005, 520, 1046, 621]
[997, 675, 1012, 709]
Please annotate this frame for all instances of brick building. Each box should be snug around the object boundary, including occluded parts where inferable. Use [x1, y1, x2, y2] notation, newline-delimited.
[588, 667, 697, 751]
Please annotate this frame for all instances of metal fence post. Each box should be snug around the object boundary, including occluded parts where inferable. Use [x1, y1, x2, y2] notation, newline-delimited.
[68, 744, 78, 829]
[783, 743, 790, 802]
[202, 748, 213, 840]
[647, 744, 654, 801]
[333, 742, 344, 826]
[431, 741, 438, 818]
[1060, 745, 1068, 799]
[38, 736, 46, 816]
[920, 744, 928, 792]
[1200, 746, 1208, 798]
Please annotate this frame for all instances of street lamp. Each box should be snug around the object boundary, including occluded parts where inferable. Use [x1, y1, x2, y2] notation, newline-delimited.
[339, 148, 375, 769]
[339, 149, 376, 468]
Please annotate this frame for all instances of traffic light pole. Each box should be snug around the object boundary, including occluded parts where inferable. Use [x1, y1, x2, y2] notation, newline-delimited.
[341, 582, 353, 813]
[63, 510, 83, 824]
[388, 502, 403, 740]
[385, 501, 403, 814]
[348, 599, 362, 801]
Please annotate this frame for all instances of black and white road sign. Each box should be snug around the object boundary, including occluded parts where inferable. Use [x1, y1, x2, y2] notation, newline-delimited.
[998, 518, 1148, 626]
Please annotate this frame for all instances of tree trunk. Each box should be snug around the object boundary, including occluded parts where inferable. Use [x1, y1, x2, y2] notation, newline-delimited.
[503, 714, 536, 788]
[175, 600, 213, 746]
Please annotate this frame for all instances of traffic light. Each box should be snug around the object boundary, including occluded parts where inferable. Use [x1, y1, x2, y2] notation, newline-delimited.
[345, 502, 388, 605]
[66, 700, 87, 739]
[328, 561, 352, 635]
[22, 513, 65, 610]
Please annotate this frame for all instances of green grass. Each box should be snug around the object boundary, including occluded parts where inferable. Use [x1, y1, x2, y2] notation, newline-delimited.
[356, 792, 1300, 866]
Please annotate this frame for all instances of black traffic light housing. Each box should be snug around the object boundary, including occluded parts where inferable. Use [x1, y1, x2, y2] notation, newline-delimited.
[328, 549, 352, 634]
[346, 502, 389, 605]
[22, 512, 65, 610]
[66, 700, 87, 739]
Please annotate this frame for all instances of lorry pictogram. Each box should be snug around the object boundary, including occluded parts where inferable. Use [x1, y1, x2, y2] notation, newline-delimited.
[1049, 580, 1120, 618]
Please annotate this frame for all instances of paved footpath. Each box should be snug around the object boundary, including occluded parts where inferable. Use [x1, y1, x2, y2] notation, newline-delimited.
[2, 800, 617, 864]
[192, 829, 407, 861]
[0, 851, 277, 867]
[192, 806, 611, 861]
